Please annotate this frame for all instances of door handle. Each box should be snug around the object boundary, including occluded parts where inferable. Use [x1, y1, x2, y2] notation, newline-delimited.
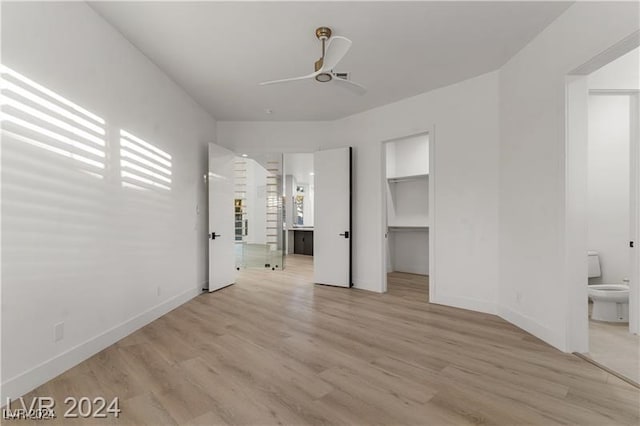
[211, 232, 221, 240]
[339, 231, 350, 238]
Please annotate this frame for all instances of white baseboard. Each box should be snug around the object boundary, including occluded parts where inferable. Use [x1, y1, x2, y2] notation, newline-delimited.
[431, 296, 567, 352]
[430, 294, 498, 315]
[353, 275, 384, 293]
[201, 280, 209, 291]
[1, 287, 200, 402]
[498, 305, 566, 351]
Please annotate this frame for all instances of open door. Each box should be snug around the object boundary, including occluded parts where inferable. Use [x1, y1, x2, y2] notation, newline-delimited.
[314, 147, 352, 287]
[630, 93, 640, 335]
[208, 143, 236, 292]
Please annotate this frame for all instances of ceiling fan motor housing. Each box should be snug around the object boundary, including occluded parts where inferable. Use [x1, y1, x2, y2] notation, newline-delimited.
[314, 57, 332, 82]
[315, 73, 332, 83]
[315, 27, 332, 40]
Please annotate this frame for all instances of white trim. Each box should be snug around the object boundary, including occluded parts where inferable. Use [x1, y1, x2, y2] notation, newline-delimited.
[499, 305, 566, 351]
[0, 287, 200, 402]
[353, 277, 383, 294]
[629, 93, 640, 335]
[428, 126, 436, 303]
[380, 140, 389, 292]
[570, 30, 640, 75]
[564, 75, 590, 353]
[590, 89, 640, 95]
[430, 295, 497, 316]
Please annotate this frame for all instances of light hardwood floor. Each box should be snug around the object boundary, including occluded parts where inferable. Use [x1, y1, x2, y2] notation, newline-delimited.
[588, 317, 640, 385]
[20, 255, 640, 425]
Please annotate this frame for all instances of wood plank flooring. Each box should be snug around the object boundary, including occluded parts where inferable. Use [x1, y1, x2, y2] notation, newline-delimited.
[588, 311, 640, 385]
[20, 255, 640, 425]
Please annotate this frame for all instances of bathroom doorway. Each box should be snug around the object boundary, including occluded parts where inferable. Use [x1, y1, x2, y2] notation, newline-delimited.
[566, 41, 639, 385]
[283, 153, 315, 258]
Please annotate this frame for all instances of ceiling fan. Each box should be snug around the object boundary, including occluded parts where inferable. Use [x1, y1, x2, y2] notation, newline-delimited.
[259, 27, 366, 95]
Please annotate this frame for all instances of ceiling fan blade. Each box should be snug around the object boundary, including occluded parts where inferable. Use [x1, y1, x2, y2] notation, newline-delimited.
[321, 36, 352, 71]
[331, 75, 367, 95]
[259, 71, 320, 86]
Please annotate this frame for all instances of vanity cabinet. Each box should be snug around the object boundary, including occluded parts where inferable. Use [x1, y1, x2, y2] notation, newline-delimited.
[293, 230, 314, 256]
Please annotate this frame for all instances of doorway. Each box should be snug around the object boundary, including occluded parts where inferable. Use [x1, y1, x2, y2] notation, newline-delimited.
[210, 147, 353, 289]
[284, 148, 353, 288]
[566, 42, 639, 385]
[382, 133, 431, 298]
[233, 153, 284, 271]
[284, 153, 315, 257]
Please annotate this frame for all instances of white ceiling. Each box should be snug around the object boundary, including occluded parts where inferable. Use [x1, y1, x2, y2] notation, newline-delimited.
[90, 1, 572, 121]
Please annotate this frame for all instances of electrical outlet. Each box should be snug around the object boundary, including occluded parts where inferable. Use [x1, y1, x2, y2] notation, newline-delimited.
[516, 291, 522, 304]
[157, 286, 161, 297]
[54, 322, 64, 342]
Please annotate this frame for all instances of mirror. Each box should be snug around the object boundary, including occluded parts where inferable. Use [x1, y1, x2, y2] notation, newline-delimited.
[284, 153, 314, 228]
[233, 153, 283, 269]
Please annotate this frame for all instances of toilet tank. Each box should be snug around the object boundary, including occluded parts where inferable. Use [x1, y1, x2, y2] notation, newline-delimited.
[588, 251, 601, 278]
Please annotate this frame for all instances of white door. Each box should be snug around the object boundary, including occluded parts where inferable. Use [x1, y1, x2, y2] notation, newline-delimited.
[629, 94, 640, 334]
[314, 147, 352, 287]
[208, 143, 236, 292]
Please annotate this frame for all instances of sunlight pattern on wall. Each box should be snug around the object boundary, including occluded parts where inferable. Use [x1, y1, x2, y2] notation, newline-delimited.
[0, 65, 106, 175]
[119, 129, 172, 191]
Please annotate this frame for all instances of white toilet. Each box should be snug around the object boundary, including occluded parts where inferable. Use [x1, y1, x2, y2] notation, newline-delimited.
[588, 251, 630, 322]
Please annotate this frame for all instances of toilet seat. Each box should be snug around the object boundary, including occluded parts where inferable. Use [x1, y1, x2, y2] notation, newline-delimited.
[588, 284, 630, 303]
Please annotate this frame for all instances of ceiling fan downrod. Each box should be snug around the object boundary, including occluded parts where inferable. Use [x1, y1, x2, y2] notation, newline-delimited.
[314, 27, 333, 83]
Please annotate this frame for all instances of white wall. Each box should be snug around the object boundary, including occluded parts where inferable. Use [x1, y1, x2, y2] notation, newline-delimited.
[386, 134, 429, 178]
[385, 136, 430, 228]
[387, 178, 429, 227]
[1, 2, 216, 400]
[589, 48, 640, 91]
[218, 70, 501, 311]
[499, 1, 639, 350]
[218, 121, 334, 154]
[389, 230, 429, 275]
[588, 95, 631, 284]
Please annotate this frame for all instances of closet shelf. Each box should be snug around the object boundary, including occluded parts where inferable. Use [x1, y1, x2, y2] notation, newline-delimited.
[387, 173, 428, 183]
[388, 224, 429, 229]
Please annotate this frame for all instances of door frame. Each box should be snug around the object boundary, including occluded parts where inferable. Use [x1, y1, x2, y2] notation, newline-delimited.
[565, 35, 640, 352]
[380, 128, 436, 300]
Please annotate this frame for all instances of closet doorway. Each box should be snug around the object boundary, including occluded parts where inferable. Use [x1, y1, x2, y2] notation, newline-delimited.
[382, 133, 432, 298]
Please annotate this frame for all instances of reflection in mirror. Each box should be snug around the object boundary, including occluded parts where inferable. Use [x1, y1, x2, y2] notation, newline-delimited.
[284, 153, 314, 228]
[283, 153, 314, 257]
[233, 153, 283, 269]
[295, 186, 305, 226]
